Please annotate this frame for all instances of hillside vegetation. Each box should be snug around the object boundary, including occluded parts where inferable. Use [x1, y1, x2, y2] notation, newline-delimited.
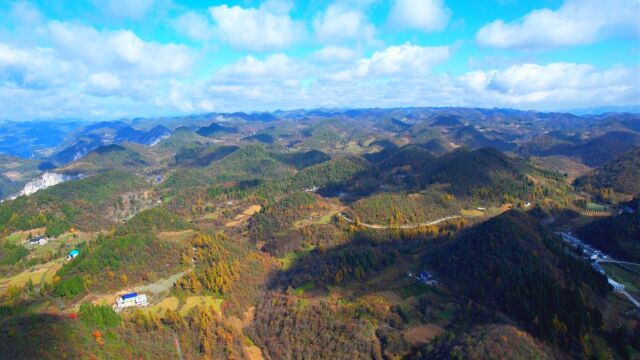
[575, 147, 640, 195]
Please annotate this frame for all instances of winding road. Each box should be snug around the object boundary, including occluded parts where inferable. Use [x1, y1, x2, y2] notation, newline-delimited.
[338, 213, 463, 230]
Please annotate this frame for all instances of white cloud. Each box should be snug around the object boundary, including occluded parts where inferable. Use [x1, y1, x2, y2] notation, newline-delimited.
[313, 4, 375, 44]
[334, 43, 450, 79]
[215, 54, 308, 84]
[172, 11, 215, 41]
[0, 18, 198, 119]
[84, 72, 122, 96]
[313, 46, 360, 62]
[208, 1, 304, 51]
[457, 63, 639, 107]
[48, 21, 193, 76]
[476, 0, 640, 49]
[0, 43, 71, 88]
[388, 0, 451, 32]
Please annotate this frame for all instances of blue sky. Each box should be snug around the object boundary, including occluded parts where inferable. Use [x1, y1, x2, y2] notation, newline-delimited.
[0, 0, 638, 120]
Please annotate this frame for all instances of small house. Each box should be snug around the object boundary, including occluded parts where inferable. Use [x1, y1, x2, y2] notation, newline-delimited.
[66, 249, 80, 262]
[29, 236, 48, 246]
[114, 292, 148, 310]
[417, 271, 438, 286]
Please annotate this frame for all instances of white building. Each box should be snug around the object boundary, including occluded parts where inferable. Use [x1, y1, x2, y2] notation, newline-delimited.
[28, 236, 48, 246]
[608, 278, 625, 292]
[114, 292, 148, 311]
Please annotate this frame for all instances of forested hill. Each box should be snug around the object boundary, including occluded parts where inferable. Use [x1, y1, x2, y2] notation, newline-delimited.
[575, 147, 640, 195]
[430, 210, 610, 346]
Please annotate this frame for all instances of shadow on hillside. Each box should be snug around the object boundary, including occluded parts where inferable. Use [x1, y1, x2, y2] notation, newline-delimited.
[267, 226, 454, 292]
[0, 313, 80, 360]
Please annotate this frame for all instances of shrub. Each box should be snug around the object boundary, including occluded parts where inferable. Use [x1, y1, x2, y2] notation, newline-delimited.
[53, 275, 84, 297]
[79, 303, 121, 328]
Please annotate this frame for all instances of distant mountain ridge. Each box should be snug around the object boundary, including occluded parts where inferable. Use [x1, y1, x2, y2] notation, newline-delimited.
[51, 121, 171, 165]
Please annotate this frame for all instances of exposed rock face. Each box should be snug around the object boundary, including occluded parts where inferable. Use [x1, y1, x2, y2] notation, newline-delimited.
[9, 172, 82, 199]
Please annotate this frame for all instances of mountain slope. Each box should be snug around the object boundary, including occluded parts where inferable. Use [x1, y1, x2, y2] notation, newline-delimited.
[429, 210, 609, 342]
[196, 122, 238, 137]
[60, 144, 148, 173]
[425, 147, 532, 199]
[575, 147, 640, 195]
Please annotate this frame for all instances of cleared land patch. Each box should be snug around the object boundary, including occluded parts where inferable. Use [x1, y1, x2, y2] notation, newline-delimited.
[179, 296, 223, 317]
[403, 324, 445, 345]
[376, 290, 403, 305]
[225, 205, 262, 227]
[148, 296, 180, 316]
[0, 258, 64, 291]
[157, 230, 196, 243]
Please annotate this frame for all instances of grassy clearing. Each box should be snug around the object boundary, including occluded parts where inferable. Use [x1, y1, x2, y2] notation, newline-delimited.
[0, 258, 64, 290]
[43, 260, 64, 283]
[2, 228, 47, 245]
[396, 283, 432, 299]
[294, 281, 316, 296]
[156, 230, 195, 243]
[602, 263, 640, 297]
[278, 245, 316, 271]
[460, 209, 485, 217]
[0, 267, 47, 289]
[179, 296, 224, 317]
[148, 296, 180, 316]
[3, 232, 23, 244]
[317, 213, 334, 224]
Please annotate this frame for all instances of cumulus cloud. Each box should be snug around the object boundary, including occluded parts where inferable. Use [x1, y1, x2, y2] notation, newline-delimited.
[0, 43, 71, 88]
[313, 3, 376, 44]
[313, 46, 360, 63]
[0, 16, 197, 118]
[208, 1, 304, 51]
[84, 72, 122, 96]
[334, 43, 450, 79]
[388, 0, 451, 32]
[172, 11, 215, 41]
[457, 63, 639, 107]
[476, 0, 640, 49]
[48, 21, 193, 76]
[214, 54, 309, 85]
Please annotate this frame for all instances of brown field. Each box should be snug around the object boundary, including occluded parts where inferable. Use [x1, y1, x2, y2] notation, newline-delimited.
[460, 209, 485, 217]
[225, 205, 262, 227]
[157, 230, 196, 243]
[376, 290, 403, 305]
[403, 324, 445, 345]
[0, 258, 64, 291]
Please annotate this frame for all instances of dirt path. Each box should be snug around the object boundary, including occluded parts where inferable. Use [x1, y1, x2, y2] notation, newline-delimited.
[135, 270, 189, 294]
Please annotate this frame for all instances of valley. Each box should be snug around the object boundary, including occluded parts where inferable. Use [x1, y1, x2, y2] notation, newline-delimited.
[0, 108, 639, 359]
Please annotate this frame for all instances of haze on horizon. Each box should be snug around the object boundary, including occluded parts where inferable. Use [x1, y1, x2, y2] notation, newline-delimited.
[0, 0, 639, 121]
